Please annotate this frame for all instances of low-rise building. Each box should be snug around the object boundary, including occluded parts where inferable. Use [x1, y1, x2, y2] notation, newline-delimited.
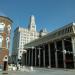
[0, 16, 12, 70]
[23, 22, 75, 69]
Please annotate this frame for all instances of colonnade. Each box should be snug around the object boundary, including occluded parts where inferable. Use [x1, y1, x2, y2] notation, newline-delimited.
[23, 37, 75, 69]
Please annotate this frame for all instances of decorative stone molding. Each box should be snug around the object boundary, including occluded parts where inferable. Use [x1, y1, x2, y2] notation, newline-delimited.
[0, 35, 3, 48]
[6, 37, 10, 49]
[0, 35, 3, 41]
[0, 22, 5, 32]
[3, 55, 8, 61]
[7, 25, 11, 33]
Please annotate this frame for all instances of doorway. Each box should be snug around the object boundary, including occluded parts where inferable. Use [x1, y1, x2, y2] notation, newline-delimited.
[3, 61, 7, 71]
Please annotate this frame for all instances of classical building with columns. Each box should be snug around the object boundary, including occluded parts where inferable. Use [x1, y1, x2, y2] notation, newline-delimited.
[0, 16, 12, 70]
[23, 22, 75, 69]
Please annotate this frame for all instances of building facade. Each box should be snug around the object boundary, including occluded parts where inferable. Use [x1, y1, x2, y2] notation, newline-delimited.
[0, 16, 12, 70]
[23, 22, 75, 69]
[12, 15, 47, 64]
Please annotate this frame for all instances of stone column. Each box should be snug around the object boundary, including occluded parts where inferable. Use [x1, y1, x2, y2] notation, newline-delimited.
[71, 37, 75, 68]
[43, 45, 45, 67]
[35, 48, 36, 66]
[27, 51, 29, 65]
[62, 39, 66, 68]
[48, 43, 51, 68]
[24, 53, 26, 65]
[26, 52, 27, 65]
[54, 41, 58, 68]
[38, 48, 41, 67]
[31, 48, 33, 66]
[28, 50, 30, 66]
[31, 49, 33, 66]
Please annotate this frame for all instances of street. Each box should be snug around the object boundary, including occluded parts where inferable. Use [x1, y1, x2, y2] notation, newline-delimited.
[0, 69, 75, 75]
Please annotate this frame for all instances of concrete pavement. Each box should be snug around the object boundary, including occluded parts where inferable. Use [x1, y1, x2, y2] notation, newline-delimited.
[0, 69, 75, 75]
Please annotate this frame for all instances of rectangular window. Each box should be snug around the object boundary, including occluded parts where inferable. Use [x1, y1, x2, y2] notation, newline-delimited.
[0, 37, 2, 48]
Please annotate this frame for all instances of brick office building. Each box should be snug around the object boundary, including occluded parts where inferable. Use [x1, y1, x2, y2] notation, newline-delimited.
[0, 16, 12, 70]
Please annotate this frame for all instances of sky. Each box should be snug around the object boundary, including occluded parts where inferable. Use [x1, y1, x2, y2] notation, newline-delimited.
[0, 0, 75, 54]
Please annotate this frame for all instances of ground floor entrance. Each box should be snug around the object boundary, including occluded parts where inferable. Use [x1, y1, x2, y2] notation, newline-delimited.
[3, 61, 7, 71]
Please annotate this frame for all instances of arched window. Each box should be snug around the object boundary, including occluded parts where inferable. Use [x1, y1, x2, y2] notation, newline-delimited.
[0, 35, 3, 48]
[0, 22, 5, 32]
[7, 25, 11, 33]
[6, 37, 9, 49]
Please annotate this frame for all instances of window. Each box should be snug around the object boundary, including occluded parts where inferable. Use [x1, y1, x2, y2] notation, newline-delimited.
[6, 37, 9, 49]
[0, 23, 5, 32]
[0, 35, 3, 48]
[20, 56, 21, 58]
[32, 26, 35, 28]
[7, 25, 11, 32]
[20, 51, 22, 53]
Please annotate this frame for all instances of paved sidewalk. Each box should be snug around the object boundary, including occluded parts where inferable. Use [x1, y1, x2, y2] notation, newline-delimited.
[0, 69, 75, 75]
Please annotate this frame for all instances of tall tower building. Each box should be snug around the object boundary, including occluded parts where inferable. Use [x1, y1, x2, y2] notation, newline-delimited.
[28, 15, 36, 31]
[0, 16, 12, 70]
[12, 15, 48, 64]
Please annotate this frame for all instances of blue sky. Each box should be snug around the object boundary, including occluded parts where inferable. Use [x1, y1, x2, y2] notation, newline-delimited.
[0, 0, 75, 54]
